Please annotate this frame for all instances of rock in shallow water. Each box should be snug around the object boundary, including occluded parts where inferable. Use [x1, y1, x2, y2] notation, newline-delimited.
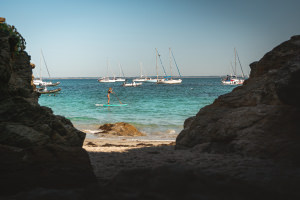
[98, 122, 145, 136]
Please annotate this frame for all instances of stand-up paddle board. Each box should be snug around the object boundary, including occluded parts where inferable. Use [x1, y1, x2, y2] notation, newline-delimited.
[95, 104, 128, 107]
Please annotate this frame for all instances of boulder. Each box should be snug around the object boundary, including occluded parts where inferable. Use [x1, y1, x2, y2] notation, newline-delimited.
[99, 122, 145, 136]
[176, 35, 300, 165]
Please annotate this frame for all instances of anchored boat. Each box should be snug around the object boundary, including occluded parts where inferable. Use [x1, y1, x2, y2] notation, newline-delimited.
[98, 59, 116, 83]
[36, 86, 61, 94]
[122, 81, 142, 87]
[33, 49, 60, 87]
[156, 48, 182, 84]
[222, 48, 245, 85]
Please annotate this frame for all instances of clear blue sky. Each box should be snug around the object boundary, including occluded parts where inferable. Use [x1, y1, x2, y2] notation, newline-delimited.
[2, 0, 300, 77]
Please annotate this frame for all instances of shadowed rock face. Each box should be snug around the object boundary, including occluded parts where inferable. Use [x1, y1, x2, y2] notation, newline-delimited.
[0, 25, 96, 195]
[176, 35, 300, 165]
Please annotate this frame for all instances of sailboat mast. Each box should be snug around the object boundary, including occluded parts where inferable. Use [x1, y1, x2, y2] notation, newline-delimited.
[140, 62, 143, 78]
[106, 58, 109, 78]
[157, 49, 167, 77]
[109, 61, 115, 79]
[234, 48, 237, 76]
[155, 48, 158, 80]
[39, 51, 42, 81]
[236, 50, 245, 78]
[120, 64, 125, 77]
[41, 49, 51, 78]
[230, 61, 234, 77]
[170, 49, 182, 78]
[169, 48, 172, 80]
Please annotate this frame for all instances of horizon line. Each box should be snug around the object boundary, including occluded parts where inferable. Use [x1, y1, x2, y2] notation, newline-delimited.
[39, 75, 244, 79]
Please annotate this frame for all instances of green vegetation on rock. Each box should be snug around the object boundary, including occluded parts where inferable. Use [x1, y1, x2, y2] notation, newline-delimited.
[0, 23, 26, 52]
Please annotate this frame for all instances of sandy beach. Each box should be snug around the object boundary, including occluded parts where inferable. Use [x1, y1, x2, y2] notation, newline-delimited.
[83, 137, 180, 185]
[83, 136, 280, 190]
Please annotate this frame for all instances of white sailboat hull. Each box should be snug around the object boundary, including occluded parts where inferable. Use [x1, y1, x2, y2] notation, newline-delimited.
[132, 78, 147, 82]
[222, 78, 244, 85]
[145, 79, 158, 83]
[33, 79, 60, 86]
[122, 82, 142, 87]
[98, 78, 116, 83]
[157, 79, 182, 84]
[115, 78, 126, 82]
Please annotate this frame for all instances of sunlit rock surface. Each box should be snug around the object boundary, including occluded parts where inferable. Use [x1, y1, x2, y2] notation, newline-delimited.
[98, 122, 145, 136]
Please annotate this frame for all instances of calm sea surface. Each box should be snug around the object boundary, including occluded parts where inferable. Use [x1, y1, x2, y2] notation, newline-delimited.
[38, 78, 237, 140]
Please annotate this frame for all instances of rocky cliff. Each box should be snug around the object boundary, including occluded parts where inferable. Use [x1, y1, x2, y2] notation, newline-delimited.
[176, 35, 300, 165]
[0, 23, 96, 196]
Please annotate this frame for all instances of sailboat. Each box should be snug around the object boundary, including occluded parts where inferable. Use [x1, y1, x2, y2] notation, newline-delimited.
[133, 62, 147, 82]
[157, 48, 182, 84]
[115, 63, 126, 82]
[145, 48, 166, 83]
[98, 59, 116, 83]
[144, 50, 160, 83]
[33, 49, 60, 87]
[222, 48, 245, 85]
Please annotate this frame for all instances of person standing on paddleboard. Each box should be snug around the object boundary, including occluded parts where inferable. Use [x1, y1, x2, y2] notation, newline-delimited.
[107, 88, 113, 104]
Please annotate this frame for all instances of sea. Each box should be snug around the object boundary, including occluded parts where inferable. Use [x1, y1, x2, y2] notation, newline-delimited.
[38, 78, 237, 140]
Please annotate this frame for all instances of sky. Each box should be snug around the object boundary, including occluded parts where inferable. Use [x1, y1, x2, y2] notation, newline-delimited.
[1, 0, 300, 77]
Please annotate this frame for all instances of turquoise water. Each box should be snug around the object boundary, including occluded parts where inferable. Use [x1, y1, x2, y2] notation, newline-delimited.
[38, 78, 236, 140]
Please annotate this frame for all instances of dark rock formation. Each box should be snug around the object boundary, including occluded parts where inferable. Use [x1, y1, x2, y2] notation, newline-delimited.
[176, 35, 300, 165]
[0, 24, 96, 196]
[98, 122, 145, 136]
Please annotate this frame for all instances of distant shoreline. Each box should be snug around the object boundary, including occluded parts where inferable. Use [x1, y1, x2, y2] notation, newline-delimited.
[41, 76, 224, 80]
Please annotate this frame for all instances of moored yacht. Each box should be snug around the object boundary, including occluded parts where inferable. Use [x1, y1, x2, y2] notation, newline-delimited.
[156, 48, 182, 84]
[98, 77, 116, 83]
[222, 48, 246, 85]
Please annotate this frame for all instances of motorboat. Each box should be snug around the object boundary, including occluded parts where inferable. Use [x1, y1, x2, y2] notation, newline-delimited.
[35, 86, 61, 94]
[122, 81, 142, 87]
[33, 78, 60, 86]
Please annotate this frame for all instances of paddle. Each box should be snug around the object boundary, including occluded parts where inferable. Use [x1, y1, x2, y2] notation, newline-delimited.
[113, 92, 123, 104]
